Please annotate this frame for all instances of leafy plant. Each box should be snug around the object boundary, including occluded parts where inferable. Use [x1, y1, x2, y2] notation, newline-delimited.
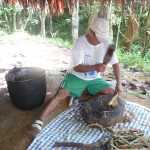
[128, 91, 149, 98]
[117, 45, 150, 72]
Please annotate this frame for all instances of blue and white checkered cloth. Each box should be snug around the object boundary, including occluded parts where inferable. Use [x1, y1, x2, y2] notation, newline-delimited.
[28, 100, 150, 150]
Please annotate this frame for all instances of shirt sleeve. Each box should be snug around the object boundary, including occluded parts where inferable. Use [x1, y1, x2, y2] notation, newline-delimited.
[108, 52, 119, 65]
[70, 39, 84, 67]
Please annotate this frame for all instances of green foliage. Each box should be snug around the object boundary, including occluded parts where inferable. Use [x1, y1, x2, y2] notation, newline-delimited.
[25, 9, 40, 35]
[48, 37, 72, 48]
[47, 7, 89, 45]
[51, 12, 72, 40]
[0, 4, 14, 33]
[0, 2, 149, 73]
[78, 7, 89, 36]
[117, 45, 150, 72]
[79, 4, 100, 15]
[0, 4, 40, 34]
[129, 91, 149, 98]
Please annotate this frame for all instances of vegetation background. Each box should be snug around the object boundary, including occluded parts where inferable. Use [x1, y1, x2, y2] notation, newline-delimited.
[0, 2, 149, 73]
[0, 2, 149, 150]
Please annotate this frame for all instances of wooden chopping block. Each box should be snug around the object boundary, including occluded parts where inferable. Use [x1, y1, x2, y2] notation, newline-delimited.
[81, 94, 125, 127]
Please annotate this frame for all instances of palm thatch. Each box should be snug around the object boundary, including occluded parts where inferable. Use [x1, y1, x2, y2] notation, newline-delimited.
[2, 0, 149, 17]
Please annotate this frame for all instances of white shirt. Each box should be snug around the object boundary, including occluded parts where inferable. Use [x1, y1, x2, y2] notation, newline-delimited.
[68, 35, 118, 80]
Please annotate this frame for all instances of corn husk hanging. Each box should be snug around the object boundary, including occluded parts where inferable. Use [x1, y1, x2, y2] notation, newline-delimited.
[123, 7, 139, 43]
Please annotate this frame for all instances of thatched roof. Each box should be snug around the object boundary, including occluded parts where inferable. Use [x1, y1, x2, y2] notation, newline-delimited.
[3, 0, 149, 17]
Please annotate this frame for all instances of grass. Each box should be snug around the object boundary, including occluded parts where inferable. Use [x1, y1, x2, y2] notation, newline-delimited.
[48, 38, 72, 49]
[116, 45, 150, 72]
[128, 91, 150, 98]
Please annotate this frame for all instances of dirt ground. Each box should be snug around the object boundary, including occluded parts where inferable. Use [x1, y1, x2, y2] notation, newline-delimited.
[0, 32, 150, 150]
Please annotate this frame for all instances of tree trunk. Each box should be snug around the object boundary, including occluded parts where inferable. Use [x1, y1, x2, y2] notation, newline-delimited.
[23, 10, 33, 31]
[12, 5, 16, 32]
[49, 16, 54, 38]
[142, 9, 150, 57]
[40, 10, 46, 38]
[107, 0, 113, 39]
[87, 13, 98, 33]
[3, 4, 11, 33]
[116, 18, 121, 49]
[72, 0, 79, 44]
[98, 2, 107, 19]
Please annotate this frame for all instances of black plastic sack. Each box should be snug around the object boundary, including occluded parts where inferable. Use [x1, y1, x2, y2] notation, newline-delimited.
[5, 67, 46, 110]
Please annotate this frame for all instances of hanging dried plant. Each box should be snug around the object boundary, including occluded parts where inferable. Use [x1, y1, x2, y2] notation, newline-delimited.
[8, 0, 16, 4]
[21, 0, 28, 9]
[80, 0, 88, 7]
[114, 0, 121, 6]
[3, 0, 150, 17]
[31, 0, 38, 8]
[123, 7, 139, 44]
[58, 0, 64, 14]
[67, 0, 73, 14]
[40, 0, 45, 10]
[17, 0, 23, 5]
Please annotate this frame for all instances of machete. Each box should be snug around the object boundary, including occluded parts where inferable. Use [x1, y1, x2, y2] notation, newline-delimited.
[103, 44, 116, 64]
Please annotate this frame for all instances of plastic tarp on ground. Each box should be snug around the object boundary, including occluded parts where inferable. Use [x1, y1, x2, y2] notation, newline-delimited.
[28, 100, 150, 150]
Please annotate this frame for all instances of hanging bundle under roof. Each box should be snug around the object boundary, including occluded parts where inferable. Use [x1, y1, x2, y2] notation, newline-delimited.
[2, 0, 149, 17]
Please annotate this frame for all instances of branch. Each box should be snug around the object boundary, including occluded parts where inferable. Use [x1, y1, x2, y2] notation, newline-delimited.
[55, 136, 107, 150]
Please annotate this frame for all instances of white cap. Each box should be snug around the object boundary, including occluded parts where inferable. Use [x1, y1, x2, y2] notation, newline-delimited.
[90, 18, 112, 43]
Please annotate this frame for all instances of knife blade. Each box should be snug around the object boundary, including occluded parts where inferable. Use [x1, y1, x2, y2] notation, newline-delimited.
[103, 44, 116, 64]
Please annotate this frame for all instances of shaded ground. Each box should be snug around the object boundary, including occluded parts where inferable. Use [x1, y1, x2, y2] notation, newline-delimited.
[0, 32, 149, 150]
